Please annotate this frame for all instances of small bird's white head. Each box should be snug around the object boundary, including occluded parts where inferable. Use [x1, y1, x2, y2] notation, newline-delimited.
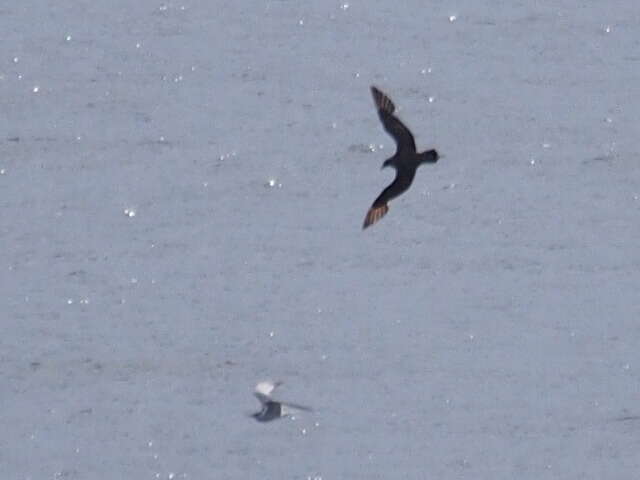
[254, 380, 282, 405]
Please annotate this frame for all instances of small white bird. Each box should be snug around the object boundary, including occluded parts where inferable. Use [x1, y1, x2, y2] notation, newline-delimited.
[251, 380, 312, 422]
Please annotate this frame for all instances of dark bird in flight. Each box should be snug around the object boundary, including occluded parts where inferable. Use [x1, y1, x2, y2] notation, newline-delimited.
[251, 381, 312, 422]
[363, 86, 440, 229]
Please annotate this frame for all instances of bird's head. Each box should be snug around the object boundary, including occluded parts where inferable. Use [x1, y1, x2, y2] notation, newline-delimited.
[420, 149, 440, 163]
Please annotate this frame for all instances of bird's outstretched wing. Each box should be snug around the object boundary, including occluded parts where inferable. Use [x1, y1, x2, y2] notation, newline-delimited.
[363, 169, 416, 229]
[280, 401, 313, 412]
[371, 86, 416, 154]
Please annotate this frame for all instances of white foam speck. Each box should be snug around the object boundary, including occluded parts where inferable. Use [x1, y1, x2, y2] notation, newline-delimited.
[32, 85, 39, 93]
[13, 56, 19, 63]
[449, 15, 457, 22]
[0, 169, 5, 175]
[298, 19, 304, 25]
[428, 96, 434, 103]
[340, 3, 350, 10]
[65, 35, 72, 42]
[124, 208, 136, 217]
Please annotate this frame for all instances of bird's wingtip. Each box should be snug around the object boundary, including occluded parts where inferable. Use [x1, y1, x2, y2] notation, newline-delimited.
[363, 204, 389, 229]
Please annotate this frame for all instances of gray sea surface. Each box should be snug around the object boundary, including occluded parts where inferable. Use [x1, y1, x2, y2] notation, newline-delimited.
[2, 1, 640, 478]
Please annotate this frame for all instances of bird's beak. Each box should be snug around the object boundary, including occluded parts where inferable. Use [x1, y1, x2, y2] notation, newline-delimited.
[381, 162, 388, 170]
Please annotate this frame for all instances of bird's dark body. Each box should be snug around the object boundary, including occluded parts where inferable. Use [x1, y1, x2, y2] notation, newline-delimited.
[251, 398, 312, 422]
[363, 86, 440, 229]
[252, 401, 282, 422]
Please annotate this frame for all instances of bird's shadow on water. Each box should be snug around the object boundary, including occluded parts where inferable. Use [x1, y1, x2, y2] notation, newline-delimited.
[611, 414, 640, 423]
[582, 153, 618, 165]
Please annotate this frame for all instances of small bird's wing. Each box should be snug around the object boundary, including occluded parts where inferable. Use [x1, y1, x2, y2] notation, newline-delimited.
[280, 401, 313, 412]
[254, 380, 282, 405]
[371, 86, 416, 154]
